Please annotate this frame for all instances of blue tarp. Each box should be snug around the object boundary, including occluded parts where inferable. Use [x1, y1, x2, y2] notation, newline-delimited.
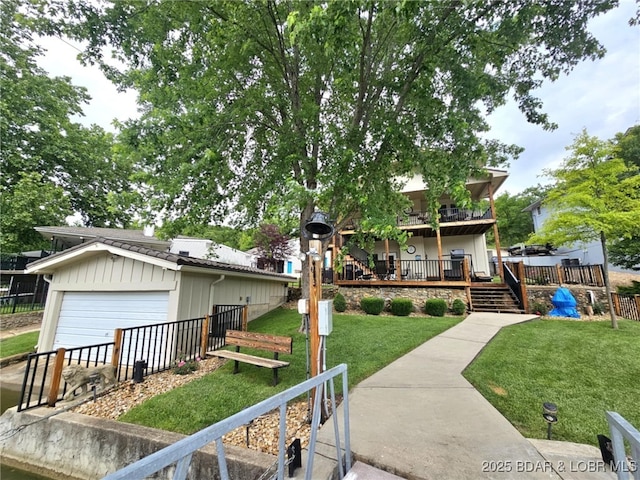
[549, 287, 580, 318]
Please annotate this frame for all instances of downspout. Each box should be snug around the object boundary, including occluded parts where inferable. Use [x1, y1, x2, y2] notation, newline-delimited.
[208, 275, 226, 314]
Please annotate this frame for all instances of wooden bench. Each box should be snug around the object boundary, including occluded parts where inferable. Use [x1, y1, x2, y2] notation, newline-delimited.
[211, 330, 293, 386]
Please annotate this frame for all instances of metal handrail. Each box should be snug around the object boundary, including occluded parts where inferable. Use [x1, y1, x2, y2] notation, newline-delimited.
[606, 411, 640, 480]
[102, 364, 351, 480]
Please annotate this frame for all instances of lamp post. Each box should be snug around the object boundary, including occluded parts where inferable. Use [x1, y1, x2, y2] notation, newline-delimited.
[302, 212, 334, 415]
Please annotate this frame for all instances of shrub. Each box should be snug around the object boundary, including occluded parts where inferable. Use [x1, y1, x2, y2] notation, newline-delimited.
[390, 298, 413, 316]
[333, 292, 347, 312]
[451, 298, 467, 315]
[618, 280, 640, 295]
[530, 301, 549, 316]
[172, 353, 200, 375]
[360, 296, 385, 315]
[592, 301, 605, 315]
[424, 298, 447, 317]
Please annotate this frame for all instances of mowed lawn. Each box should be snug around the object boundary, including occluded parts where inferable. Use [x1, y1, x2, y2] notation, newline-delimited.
[463, 319, 640, 445]
[120, 308, 462, 434]
[0, 331, 39, 358]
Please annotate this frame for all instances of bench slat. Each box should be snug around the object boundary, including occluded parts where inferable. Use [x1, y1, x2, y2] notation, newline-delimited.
[225, 330, 293, 354]
[213, 350, 289, 369]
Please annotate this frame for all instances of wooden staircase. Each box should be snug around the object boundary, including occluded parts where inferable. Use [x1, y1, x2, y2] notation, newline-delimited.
[470, 283, 524, 314]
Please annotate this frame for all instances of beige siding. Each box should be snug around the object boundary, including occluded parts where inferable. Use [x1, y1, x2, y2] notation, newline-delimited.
[53, 253, 178, 290]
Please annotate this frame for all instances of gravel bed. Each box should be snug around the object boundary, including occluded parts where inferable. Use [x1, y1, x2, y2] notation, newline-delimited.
[70, 357, 312, 455]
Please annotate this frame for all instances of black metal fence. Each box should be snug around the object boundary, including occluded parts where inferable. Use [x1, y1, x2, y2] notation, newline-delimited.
[18, 342, 114, 412]
[17, 305, 246, 411]
[0, 279, 49, 314]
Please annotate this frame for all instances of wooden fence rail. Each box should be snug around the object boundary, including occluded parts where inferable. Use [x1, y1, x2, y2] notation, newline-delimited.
[505, 263, 605, 287]
[611, 293, 640, 321]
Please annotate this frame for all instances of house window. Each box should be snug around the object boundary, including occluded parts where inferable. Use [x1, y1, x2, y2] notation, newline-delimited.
[536, 207, 541, 215]
[178, 250, 189, 256]
[287, 261, 293, 274]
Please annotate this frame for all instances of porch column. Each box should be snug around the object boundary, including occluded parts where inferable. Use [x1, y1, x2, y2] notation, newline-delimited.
[384, 239, 390, 271]
[488, 182, 504, 281]
[436, 228, 444, 281]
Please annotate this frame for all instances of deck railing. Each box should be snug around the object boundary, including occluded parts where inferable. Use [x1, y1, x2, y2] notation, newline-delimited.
[102, 364, 352, 480]
[605, 411, 640, 480]
[611, 293, 640, 321]
[345, 207, 493, 230]
[508, 263, 604, 287]
[338, 258, 469, 282]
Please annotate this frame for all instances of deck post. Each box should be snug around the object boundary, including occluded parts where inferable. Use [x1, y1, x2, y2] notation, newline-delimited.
[488, 182, 504, 281]
[47, 348, 67, 407]
[201, 315, 210, 357]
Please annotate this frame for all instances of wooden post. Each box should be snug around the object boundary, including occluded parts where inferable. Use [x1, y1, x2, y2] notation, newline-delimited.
[436, 228, 444, 281]
[611, 293, 621, 317]
[48, 348, 67, 407]
[200, 315, 210, 357]
[242, 306, 248, 331]
[488, 183, 504, 282]
[111, 329, 123, 370]
[396, 258, 402, 282]
[595, 265, 604, 287]
[634, 295, 640, 320]
[555, 264, 564, 285]
[463, 257, 471, 283]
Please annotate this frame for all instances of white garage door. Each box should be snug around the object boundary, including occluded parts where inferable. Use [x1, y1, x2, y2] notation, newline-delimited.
[55, 291, 169, 350]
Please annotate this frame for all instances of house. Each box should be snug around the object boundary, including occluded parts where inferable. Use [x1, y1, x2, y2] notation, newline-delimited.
[35, 225, 170, 252]
[333, 169, 508, 285]
[25, 238, 295, 353]
[169, 236, 256, 266]
[521, 199, 636, 273]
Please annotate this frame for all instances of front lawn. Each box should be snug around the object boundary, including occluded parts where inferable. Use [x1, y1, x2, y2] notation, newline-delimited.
[120, 308, 461, 434]
[0, 331, 39, 358]
[463, 319, 640, 445]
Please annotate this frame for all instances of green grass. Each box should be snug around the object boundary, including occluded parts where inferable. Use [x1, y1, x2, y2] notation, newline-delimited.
[463, 319, 640, 445]
[0, 331, 39, 358]
[120, 308, 461, 434]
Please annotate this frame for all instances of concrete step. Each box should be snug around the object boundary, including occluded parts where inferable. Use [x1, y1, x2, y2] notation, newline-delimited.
[344, 461, 407, 480]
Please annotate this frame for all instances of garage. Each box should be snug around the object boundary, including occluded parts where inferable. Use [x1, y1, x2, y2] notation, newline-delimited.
[54, 291, 169, 350]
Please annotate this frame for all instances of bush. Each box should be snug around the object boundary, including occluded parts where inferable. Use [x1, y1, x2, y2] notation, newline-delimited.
[390, 298, 413, 316]
[172, 353, 200, 375]
[333, 292, 347, 312]
[360, 296, 385, 315]
[424, 298, 447, 317]
[618, 280, 640, 295]
[530, 301, 549, 316]
[592, 301, 605, 315]
[451, 298, 467, 315]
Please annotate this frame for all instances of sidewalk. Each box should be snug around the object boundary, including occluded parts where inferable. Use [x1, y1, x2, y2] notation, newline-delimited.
[310, 313, 616, 480]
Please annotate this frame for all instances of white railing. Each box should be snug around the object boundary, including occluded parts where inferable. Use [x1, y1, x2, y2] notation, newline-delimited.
[102, 363, 351, 480]
[606, 411, 640, 480]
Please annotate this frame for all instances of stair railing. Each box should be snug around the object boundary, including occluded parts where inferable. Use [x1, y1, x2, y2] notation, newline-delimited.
[503, 263, 526, 312]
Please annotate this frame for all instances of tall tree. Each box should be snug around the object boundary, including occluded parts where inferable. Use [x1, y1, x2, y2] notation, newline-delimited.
[0, 0, 133, 244]
[59, 0, 619, 294]
[530, 129, 640, 329]
[614, 124, 640, 169]
[254, 223, 293, 271]
[489, 185, 551, 247]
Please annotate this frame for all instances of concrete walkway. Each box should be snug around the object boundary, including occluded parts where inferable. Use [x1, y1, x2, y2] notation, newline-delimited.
[309, 313, 616, 480]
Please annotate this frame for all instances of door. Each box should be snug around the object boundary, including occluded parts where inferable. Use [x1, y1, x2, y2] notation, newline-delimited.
[55, 291, 169, 350]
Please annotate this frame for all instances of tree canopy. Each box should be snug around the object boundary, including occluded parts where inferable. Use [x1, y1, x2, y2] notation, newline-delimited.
[530, 129, 640, 328]
[57, 0, 616, 235]
[0, 0, 134, 252]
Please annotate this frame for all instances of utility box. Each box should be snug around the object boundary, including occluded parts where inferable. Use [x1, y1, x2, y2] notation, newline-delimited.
[298, 299, 309, 314]
[318, 300, 333, 335]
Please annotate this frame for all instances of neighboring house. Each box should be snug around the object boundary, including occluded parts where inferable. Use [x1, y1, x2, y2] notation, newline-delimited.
[247, 238, 306, 278]
[35, 225, 170, 252]
[521, 199, 636, 273]
[333, 169, 508, 284]
[25, 238, 295, 353]
[169, 236, 255, 266]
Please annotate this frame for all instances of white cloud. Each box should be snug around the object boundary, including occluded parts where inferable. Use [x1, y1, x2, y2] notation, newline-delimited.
[487, 0, 640, 195]
[37, 36, 139, 132]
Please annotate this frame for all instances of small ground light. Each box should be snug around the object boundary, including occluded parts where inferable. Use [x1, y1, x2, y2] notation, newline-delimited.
[542, 402, 558, 440]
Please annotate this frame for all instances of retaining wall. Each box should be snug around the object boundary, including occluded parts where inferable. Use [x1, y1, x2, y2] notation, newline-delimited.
[338, 286, 467, 313]
[0, 311, 43, 330]
[0, 408, 275, 480]
[527, 285, 609, 315]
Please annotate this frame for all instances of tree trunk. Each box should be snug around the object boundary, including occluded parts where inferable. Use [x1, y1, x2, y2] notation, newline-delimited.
[600, 230, 618, 329]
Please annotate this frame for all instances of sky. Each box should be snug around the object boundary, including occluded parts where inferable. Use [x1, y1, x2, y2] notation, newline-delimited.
[36, 1, 640, 196]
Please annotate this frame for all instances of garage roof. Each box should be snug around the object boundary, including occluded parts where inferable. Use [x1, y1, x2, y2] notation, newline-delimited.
[26, 238, 297, 281]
